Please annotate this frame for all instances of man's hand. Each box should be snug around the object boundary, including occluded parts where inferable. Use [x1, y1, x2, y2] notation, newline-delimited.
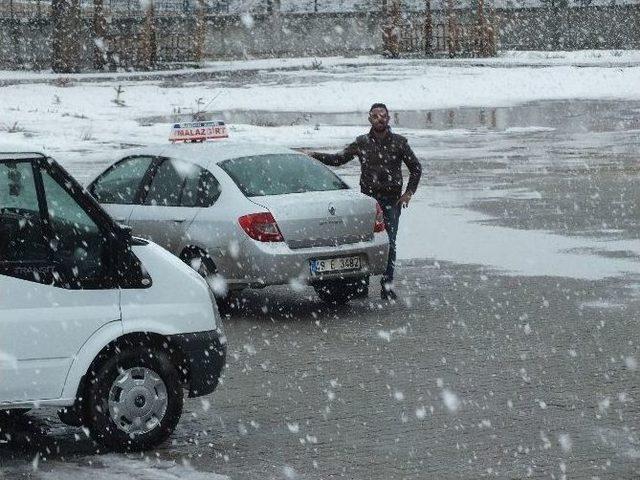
[396, 192, 413, 208]
[293, 148, 315, 156]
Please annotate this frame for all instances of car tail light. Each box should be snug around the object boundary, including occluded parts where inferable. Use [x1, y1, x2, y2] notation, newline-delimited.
[238, 212, 284, 242]
[374, 203, 386, 233]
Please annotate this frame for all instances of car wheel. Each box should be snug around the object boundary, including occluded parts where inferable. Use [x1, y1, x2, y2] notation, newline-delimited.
[0, 408, 30, 418]
[314, 276, 369, 305]
[181, 249, 216, 279]
[85, 348, 183, 452]
[183, 250, 231, 307]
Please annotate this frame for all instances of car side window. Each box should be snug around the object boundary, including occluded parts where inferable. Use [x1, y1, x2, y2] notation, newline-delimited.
[91, 156, 153, 204]
[0, 162, 49, 263]
[144, 159, 187, 207]
[181, 168, 221, 208]
[41, 169, 108, 283]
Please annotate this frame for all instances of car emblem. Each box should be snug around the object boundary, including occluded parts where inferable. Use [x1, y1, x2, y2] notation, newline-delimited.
[328, 204, 336, 216]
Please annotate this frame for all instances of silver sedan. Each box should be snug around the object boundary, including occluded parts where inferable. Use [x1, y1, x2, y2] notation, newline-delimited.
[87, 142, 389, 304]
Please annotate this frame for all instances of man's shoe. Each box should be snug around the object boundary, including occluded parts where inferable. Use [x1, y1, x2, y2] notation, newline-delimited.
[381, 285, 398, 301]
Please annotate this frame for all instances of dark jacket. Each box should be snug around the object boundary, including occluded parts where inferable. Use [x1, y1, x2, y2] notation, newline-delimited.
[311, 128, 422, 200]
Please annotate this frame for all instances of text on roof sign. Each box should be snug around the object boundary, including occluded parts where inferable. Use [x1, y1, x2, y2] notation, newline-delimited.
[170, 121, 229, 143]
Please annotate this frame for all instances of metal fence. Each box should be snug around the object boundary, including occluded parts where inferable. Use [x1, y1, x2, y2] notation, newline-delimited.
[397, 19, 477, 55]
[0, 0, 230, 18]
[3, 0, 639, 19]
[0, 0, 49, 18]
[0, 0, 386, 18]
[1, 0, 638, 70]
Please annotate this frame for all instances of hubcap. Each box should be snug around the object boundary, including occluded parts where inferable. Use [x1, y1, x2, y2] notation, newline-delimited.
[108, 367, 168, 436]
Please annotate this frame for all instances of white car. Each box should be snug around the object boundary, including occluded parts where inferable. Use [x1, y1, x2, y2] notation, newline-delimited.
[0, 148, 226, 451]
[87, 140, 390, 304]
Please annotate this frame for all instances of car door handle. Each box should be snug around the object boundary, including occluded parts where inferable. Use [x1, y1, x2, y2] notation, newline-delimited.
[114, 218, 127, 223]
[172, 218, 187, 223]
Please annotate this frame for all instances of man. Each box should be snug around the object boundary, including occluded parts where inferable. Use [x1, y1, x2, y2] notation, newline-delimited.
[304, 103, 422, 301]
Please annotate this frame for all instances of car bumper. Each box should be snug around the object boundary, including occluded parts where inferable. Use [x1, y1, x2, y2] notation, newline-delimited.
[220, 233, 389, 288]
[170, 329, 226, 398]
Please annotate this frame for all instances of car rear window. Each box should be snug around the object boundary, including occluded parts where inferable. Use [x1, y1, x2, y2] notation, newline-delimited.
[219, 154, 349, 197]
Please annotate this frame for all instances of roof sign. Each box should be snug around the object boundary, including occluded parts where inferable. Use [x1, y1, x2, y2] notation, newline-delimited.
[169, 121, 229, 143]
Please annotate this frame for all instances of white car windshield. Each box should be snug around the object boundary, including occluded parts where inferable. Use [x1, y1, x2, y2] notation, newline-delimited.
[219, 154, 349, 197]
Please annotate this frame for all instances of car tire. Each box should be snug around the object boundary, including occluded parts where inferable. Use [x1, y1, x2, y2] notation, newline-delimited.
[314, 276, 369, 305]
[182, 249, 232, 309]
[85, 347, 183, 452]
[58, 403, 84, 427]
[0, 408, 30, 418]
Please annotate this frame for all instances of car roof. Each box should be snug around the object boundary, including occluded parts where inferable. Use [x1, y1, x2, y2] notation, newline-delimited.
[0, 144, 47, 161]
[126, 141, 298, 169]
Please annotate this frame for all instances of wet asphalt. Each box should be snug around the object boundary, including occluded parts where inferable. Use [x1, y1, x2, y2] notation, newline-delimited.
[1, 99, 640, 479]
[1, 261, 640, 479]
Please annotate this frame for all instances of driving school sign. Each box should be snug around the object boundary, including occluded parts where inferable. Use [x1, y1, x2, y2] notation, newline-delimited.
[169, 121, 229, 142]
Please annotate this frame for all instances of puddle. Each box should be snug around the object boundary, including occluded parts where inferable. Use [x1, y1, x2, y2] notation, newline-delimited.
[133, 98, 640, 281]
[139, 99, 640, 133]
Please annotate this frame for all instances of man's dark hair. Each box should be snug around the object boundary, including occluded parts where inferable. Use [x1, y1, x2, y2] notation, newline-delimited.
[369, 103, 388, 114]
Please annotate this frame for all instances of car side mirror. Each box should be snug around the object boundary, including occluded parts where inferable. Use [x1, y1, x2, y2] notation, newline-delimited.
[112, 224, 152, 289]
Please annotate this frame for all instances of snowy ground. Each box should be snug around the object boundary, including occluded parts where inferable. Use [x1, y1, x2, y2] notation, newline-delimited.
[1, 49, 639, 280]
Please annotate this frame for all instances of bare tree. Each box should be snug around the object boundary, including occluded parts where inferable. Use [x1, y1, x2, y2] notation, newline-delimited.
[137, 0, 157, 69]
[93, 0, 107, 70]
[424, 0, 432, 55]
[8, 0, 23, 67]
[266, 0, 281, 14]
[446, 0, 459, 58]
[540, 0, 568, 49]
[194, 0, 207, 62]
[382, 0, 401, 57]
[52, 0, 81, 72]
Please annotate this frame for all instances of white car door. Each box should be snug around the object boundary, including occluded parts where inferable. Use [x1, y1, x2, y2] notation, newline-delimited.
[0, 159, 120, 403]
[128, 158, 204, 255]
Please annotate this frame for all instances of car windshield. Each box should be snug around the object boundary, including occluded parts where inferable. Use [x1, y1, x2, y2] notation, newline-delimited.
[219, 154, 349, 197]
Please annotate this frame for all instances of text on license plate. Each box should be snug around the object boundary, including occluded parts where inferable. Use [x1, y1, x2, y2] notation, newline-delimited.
[311, 256, 361, 274]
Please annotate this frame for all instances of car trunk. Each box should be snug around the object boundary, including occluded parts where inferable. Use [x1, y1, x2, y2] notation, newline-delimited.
[248, 190, 376, 249]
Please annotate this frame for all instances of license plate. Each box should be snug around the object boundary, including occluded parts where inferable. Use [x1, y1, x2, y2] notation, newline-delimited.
[310, 255, 361, 274]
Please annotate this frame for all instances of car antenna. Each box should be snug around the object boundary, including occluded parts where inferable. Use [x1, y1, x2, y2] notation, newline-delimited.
[155, 90, 226, 156]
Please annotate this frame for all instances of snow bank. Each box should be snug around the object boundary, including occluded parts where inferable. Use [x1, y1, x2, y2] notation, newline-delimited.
[37, 456, 229, 480]
[398, 189, 640, 280]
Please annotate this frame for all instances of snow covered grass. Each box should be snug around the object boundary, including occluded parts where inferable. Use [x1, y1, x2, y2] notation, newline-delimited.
[0, 55, 384, 82]
[1, 51, 640, 154]
[2, 49, 640, 82]
[457, 49, 640, 66]
[3, 50, 640, 114]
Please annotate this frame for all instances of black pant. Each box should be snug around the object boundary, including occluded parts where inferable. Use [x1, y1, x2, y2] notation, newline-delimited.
[375, 196, 401, 285]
